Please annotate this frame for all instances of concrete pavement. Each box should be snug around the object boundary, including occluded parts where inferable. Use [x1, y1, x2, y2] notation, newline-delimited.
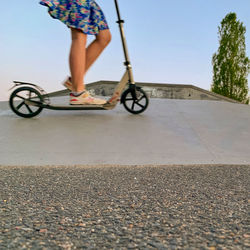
[0, 97, 250, 166]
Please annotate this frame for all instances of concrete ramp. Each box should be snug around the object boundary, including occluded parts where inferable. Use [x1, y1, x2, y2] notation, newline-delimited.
[0, 98, 250, 166]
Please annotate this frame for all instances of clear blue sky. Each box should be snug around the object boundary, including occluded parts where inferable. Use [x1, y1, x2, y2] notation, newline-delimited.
[1, 0, 250, 101]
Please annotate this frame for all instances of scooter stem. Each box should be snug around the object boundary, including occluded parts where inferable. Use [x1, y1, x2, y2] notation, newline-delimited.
[114, 0, 135, 84]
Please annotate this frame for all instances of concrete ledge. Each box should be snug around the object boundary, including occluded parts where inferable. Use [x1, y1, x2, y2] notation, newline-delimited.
[88, 81, 240, 103]
[45, 81, 240, 104]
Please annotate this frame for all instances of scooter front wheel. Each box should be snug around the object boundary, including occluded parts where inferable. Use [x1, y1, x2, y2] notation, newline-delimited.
[9, 87, 44, 118]
[121, 86, 149, 114]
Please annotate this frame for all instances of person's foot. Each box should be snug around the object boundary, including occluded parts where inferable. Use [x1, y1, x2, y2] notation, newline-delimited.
[62, 76, 73, 91]
[70, 91, 106, 105]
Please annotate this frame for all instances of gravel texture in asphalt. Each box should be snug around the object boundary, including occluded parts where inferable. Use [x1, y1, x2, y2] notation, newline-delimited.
[0, 165, 249, 249]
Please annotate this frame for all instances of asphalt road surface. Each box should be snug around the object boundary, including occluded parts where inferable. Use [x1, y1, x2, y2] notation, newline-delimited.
[0, 165, 249, 249]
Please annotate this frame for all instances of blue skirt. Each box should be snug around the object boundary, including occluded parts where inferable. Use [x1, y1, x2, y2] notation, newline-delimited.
[39, 0, 109, 35]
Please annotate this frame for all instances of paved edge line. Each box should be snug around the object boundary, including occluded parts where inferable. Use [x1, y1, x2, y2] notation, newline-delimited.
[0, 164, 250, 169]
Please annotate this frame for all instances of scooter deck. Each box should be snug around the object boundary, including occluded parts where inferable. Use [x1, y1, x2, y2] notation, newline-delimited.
[25, 100, 115, 110]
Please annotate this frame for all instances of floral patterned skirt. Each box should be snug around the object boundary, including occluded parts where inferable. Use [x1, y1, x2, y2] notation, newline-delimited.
[39, 0, 109, 35]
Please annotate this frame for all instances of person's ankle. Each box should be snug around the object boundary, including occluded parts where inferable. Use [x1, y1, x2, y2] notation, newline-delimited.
[72, 86, 86, 93]
[71, 90, 85, 97]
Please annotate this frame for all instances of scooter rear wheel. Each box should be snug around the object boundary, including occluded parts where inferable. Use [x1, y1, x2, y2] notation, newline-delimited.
[9, 87, 44, 118]
[122, 86, 149, 114]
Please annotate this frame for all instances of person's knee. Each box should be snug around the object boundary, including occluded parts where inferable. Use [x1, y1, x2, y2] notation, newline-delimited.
[104, 30, 112, 45]
[71, 28, 87, 43]
[96, 30, 112, 47]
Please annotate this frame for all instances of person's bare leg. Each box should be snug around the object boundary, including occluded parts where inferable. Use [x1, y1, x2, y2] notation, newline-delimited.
[85, 29, 112, 72]
[69, 28, 87, 92]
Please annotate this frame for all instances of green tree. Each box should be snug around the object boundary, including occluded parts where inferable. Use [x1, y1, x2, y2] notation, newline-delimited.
[211, 12, 250, 103]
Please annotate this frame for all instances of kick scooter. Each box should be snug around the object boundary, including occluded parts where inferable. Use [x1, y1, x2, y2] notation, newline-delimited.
[9, 0, 149, 118]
